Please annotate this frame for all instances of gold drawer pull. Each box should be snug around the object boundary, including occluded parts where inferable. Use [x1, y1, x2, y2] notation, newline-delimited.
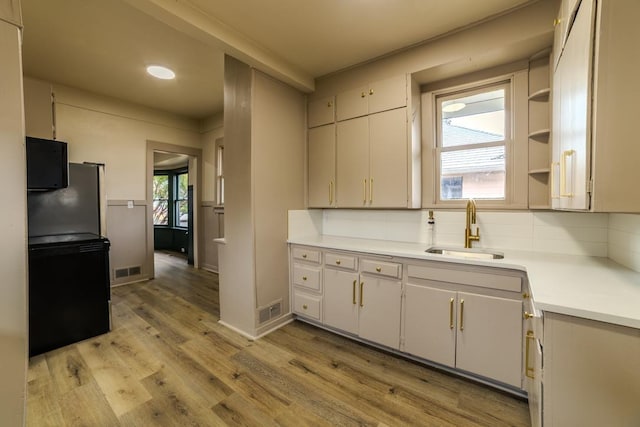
[302, 254, 307, 259]
[449, 298, 454, 329]
[524, 311, 534, 319]
[369, 89, 374, 95]
[523, 292, 530, 299]
[359, 282, 364, 307]
[459, 299, 465, 331]
[375, 267, 382, 272]
[352, 280, 357, 305]
[525, 330, 535, 379]
[336, 260, 341, 265]
[302, 276, 307, 281]
[302, 304, 308, 310]
[361, 91, 366, 98]
[327, 101, 332, 107]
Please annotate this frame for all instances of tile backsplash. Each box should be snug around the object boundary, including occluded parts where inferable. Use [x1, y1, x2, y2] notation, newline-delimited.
[608, 213, 640, 272]
[289, 210, 640, 273]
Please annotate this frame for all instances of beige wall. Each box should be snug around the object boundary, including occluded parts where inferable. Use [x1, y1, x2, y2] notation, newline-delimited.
[0, 6, 27, 426]
[311, 0, 557, 99]
[54, 84, 202, 200]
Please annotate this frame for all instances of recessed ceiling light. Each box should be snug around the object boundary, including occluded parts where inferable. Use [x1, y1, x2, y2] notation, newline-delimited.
[146, 65, 175, 80]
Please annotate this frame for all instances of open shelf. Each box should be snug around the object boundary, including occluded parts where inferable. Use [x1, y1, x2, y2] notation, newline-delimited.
[528, 88, 551, 101]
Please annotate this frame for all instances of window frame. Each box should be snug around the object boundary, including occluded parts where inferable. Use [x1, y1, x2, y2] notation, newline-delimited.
[420, 66, 531, 210]
[174, 170, 189, 229]
[152, 173, 170, 226]
[435, 80, 512, 204]
[153, 168, 188, 229]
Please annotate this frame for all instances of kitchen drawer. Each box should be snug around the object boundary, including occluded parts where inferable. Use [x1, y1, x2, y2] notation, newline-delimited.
[292, 246, 321, 264]
[293, 291, 321, 321]
[292, 264, 322, 291]
[361, 259, 402, 279]
[324, 252, 358, 271]
[407, 264, 521, 293]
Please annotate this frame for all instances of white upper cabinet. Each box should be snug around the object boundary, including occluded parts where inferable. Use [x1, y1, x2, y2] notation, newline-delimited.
[308, 96, 335, 128]
[308, 124, 336, 208]
[336, 75, 407, 121]
[552, 0, 640, 212]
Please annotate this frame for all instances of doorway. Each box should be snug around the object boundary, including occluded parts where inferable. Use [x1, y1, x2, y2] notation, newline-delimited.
[152, 152, 193, 263]
[146, 141, 203, 279]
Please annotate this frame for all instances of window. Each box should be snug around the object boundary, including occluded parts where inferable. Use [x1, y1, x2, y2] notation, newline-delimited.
[153, 175, 169, 225]
[153, 170, 189, 228]
[216, 140, 224, 206]
[175, 172, 189, 228]
[436, 82, 510, 201]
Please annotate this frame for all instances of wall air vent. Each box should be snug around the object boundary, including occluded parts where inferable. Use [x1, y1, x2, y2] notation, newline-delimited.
[114, 268, 129, 279]
[257, 300, 283, 324]
[114, 266, 142, 279]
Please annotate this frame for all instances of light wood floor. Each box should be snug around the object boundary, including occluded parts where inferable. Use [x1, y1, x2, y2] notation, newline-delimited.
[27, 251, 531, 426]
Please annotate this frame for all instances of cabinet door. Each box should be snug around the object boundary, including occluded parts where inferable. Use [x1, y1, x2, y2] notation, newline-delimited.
[358, 276, 401, 349]
[555, 0, 595, 210]
[404, 284, 456, 367]
[308, 124, 336, 208]
[323, 268, 359, 335]
[308, 96, 335, 128]
[336, 86, 368, 121]
[368, 75, 407, 115]
[455, 292, 522, 387]
[336, 117, 369, 207]
[369, 108, 408, 207]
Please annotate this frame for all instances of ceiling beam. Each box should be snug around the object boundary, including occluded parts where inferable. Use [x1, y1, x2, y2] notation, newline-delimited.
[122, 0, 315, 93]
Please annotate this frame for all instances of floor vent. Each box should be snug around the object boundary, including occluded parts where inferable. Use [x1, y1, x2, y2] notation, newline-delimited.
[114, 266, 142, 279]
[258, 300, 282, 324]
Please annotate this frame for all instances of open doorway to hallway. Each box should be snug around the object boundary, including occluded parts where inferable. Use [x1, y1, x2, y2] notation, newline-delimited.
[152, 152, 193, 264]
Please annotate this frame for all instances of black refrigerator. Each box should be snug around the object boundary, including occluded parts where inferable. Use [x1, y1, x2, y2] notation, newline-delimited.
[27, 162, 111, 357]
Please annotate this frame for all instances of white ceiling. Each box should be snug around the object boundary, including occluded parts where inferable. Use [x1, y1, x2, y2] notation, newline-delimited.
[20, 0, 536, 120]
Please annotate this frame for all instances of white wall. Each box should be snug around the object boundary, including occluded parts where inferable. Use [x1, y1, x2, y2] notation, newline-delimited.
[0, 5, 27, 425]
[609, 214, 640, 272]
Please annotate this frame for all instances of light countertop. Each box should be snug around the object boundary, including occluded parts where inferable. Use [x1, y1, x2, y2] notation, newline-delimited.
[288, 235, 640, 329]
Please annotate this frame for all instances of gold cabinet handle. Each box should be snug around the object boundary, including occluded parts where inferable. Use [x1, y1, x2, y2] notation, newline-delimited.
[361, 91, 366, 98]
[302, 276, 307, 281]
[359, 282, 364, 307]
[369, 177, 373, 204]
[524, 311, 534, 319]
[369, 89, 374, 95]
[302, 254, 307, 259]
[550, 162, 560, 199]
[303, 304, 308, 310]
[523, 292, 530, 299]
[525, 330, 535, 379]
[553, 18, 561, 26]
[449, 298, 454, 329]
[335, 260, 341, 265]
[375, 266, 382, 273]
[352, 280, 357, 305]
[560, 150, 575, 198]
[327, 101, 333, 108]
[459, 299, 465, 331]
[363, 179, 367, 204]
[329, 180, 333, 205]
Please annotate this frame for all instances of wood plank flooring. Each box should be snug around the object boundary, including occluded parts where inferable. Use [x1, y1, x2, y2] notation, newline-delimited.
[27, 251, 531, 426]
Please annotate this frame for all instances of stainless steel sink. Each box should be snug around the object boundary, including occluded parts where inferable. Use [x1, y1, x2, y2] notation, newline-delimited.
[425, 247, 504, 260]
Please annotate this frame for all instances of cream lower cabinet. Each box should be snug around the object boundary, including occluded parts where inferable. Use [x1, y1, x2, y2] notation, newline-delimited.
[404, 263, 524, 389]
[324, 259, 402, 349]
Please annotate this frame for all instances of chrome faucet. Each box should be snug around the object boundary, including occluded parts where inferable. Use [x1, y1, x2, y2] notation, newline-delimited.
[465, 199, 480, 248]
